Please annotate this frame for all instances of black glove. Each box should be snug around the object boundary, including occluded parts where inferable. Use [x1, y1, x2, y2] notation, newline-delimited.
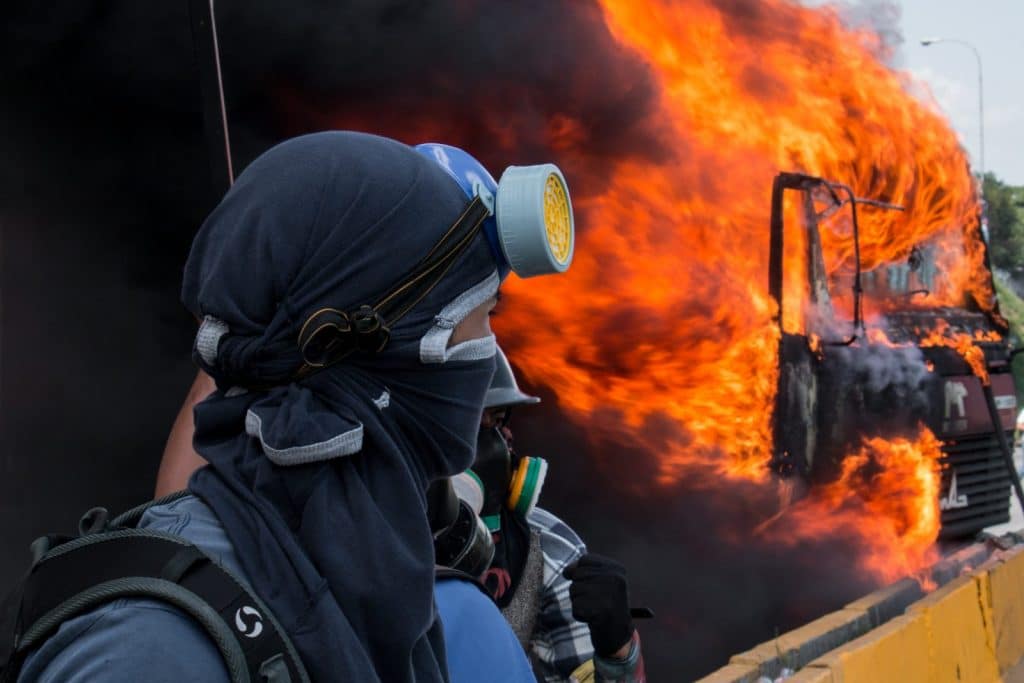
[563, 553, 634, 658]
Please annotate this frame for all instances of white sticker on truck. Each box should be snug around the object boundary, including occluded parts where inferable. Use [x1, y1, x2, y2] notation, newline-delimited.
[995, 395, 1017, 411]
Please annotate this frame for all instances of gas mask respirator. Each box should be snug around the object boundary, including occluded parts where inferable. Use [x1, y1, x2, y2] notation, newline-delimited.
[472, 427, 547, 532]
[428, 477, 494, 577]
[430, 427, 549, 574]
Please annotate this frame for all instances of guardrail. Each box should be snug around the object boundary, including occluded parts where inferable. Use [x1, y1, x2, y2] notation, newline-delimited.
[698, 533, 1024, 683]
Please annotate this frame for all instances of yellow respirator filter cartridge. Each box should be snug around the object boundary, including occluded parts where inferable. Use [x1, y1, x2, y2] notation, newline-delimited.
[495, 165, 574, 277]
[507, 456, 548, 517]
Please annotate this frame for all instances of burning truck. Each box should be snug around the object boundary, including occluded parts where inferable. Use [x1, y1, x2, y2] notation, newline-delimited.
[769, 172, 1019, 539]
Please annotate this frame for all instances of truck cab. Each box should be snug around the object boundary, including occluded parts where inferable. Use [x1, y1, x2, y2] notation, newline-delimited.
[768, 172, 1017, 538]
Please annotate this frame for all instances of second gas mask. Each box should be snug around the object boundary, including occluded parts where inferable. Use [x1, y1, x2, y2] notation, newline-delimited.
[428, 477, 494, 577]
[471, 426, 547, 531]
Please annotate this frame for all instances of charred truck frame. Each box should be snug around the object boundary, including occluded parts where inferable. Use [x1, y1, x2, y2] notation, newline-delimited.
[768, 172, 1019, 539]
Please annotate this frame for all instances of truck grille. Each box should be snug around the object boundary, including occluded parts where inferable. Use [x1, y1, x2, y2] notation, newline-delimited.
[938, 431, 1013, 539]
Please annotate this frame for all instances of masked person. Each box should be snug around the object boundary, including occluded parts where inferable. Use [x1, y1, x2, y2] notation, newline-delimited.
[157, 421, 537, 683]
[157, 416, 535, 683]
[6, 132, 575, 683]
[465, 348, 647, 683]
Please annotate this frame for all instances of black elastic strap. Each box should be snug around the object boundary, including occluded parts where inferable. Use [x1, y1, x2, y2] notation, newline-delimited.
[292, 195, 491, 380]
[374, 196, 492, 325]
[0, 579, 25, 682]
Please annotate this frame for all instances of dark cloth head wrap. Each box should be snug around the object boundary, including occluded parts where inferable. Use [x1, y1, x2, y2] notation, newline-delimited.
[182, 131, 499, 682]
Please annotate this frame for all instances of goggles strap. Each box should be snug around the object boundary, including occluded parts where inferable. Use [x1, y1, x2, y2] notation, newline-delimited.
[374, 197, 491, 324]
[294, 196, 491, 377]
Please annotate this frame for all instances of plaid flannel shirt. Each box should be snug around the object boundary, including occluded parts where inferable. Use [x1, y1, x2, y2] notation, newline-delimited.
[526, 508, 645, 683]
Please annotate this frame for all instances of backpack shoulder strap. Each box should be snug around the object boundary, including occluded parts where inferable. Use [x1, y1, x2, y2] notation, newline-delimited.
[1, 507, 308, 683]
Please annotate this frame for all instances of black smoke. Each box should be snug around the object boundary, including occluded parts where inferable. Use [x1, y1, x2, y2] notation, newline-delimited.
[3, 1, 904, 679]
[509, 379, 885, 679]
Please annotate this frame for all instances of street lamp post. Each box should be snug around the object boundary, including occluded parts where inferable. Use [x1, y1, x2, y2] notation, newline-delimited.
[921, 37, 985, 193]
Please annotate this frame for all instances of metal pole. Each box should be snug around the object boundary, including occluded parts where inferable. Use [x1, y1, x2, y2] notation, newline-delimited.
[981, 382, 1024, 516]
[190, 0, 235, 197]
[973, 44, 985, 185]
[920, 38, 985, 195]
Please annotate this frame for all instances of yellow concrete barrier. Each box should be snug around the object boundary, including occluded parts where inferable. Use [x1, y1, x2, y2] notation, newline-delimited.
[705, 577, 925, 682]
[784, 666, 832, 682]
[806, 613, 930, 683]
[904, 573, 999, 682]
[693, 663, 759, 683]
[697, 535, 1024, 682]
[728, 608, 870, 673]
[989, 546, 1024, 672]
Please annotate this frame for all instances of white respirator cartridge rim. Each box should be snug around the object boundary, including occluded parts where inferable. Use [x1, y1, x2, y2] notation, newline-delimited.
[451, 470, 486, 516]
[495, 164, 574, 277]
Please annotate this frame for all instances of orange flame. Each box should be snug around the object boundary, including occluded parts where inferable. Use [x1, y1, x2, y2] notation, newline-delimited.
[760, 427, 943, 583]
[286, 0, 984, 583]
[493, 0, 985, 580]
[918, 320, 999, 386]
[866, 319, 999, 385]
[501, 1, 980, 470]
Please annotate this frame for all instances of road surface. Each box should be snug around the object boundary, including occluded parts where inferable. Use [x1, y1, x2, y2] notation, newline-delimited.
[984, 476, 1024, 537]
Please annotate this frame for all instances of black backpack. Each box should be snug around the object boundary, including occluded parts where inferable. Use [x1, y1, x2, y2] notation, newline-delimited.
[0, 493, 309, 683]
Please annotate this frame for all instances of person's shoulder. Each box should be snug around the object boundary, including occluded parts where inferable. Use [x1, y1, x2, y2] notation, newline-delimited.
[139, 493, 246, 578]
[434, 579, 535, 683]
[18, 496, 243, 682]
[19, 598, 230, 682]
[434, 579, 516, 655]
[435, 574, 495, 618]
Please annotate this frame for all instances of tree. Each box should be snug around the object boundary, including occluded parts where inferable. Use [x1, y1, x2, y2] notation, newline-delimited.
[983, 173, 1024, 273]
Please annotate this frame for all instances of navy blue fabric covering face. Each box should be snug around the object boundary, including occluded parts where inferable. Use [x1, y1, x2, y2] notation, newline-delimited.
[181, 131, 499, 682]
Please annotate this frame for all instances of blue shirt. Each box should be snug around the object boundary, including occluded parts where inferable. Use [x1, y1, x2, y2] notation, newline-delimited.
[435, 580, 534, 683]
[19, 495, 534, 683]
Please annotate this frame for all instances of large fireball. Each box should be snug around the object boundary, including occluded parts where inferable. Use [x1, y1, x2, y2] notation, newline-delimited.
[494, 0, 983, 582]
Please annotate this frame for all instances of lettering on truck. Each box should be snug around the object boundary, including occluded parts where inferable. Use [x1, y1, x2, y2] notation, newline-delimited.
[940, 470, 968, 511]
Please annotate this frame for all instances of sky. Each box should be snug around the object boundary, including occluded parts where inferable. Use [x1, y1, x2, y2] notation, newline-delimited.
[814, 1, 1023, 184]
[899, 0, 1023, 185]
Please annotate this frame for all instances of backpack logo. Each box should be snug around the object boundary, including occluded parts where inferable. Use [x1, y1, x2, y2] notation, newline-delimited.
[234, 605, 264, 638]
